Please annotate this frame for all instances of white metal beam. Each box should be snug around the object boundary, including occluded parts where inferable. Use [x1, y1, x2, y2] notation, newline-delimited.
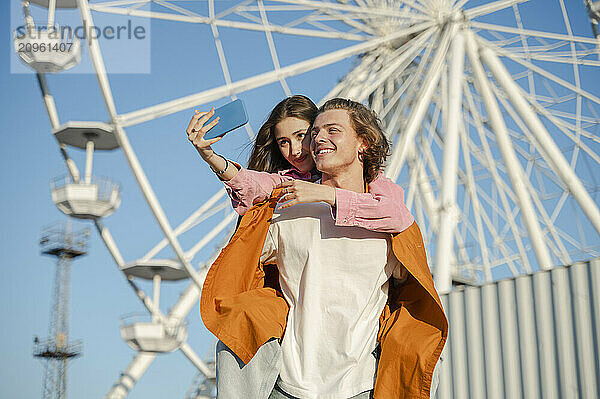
[142, 189, 227, 261]
[466, 30, 553, 270]
[479, 40, 600, 238]
[76, 0, 206, 290]
[88, 4, 367, 41]
[103, 352, 157, 399]
[36, 73, 81, 183]
[435, 29, 465, 293]
[463, 77, 528, 274]
[117, 21, 433, 127]
[469, 21, 600, 45]
[464, 0, 529, 19]
[386, 23, 456, 182]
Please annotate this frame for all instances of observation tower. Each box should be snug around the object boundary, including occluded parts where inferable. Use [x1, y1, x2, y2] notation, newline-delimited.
[33, 221, 89, 399]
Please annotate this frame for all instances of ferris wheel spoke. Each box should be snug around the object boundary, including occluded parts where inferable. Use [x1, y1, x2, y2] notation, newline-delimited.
[185, 212, 237, 260]
[478, 38, 600, 237]
[435, 29, 465, 291]
[464, 172, 522, 277]
[317, 6, 378, 35]
[207, 0, 258, 140]
[269, 0, 432, 19]
[410, 148, 440, 234]
[459, 120, 494, 280]
[463, 75, 533, 273]
[359, 27, 436, 102]
[557, 0, 585, 176]
[522, 95, 600, 166]
[481, 38, 600, 106]
[89, 3, 368, 41]
[117, 21, 433, 127]
[320, 53, 377, 102]
[343, 49, 390, 99]
[489, 82, 582, 264]
[104, 351, 157, 399]
[142, 190, 228, 261]
[495, 51, 600, 66]
[380, 50, 434, 121]
[470, 21, 600, 45]
[153, 0, 200, 17]
[386, 23, 455, 182]
[258, 0, 296, 96]
[94, 0, 149, 8]
[463, 0, 529, 19]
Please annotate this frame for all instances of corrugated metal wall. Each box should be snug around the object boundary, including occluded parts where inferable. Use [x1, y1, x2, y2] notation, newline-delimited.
[435, 258, 600, 399]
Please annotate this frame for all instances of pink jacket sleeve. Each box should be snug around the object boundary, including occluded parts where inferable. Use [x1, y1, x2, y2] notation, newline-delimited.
[333, 172, 415, 233]
[223, 164, 293, 215]
[223, 165, 414, 233]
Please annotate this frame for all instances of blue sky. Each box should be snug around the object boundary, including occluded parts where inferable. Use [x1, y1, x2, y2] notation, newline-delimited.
[1, 1, 598, 398]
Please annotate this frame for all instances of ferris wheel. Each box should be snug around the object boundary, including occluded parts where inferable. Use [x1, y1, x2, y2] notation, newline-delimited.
[14, 0, 600, 397]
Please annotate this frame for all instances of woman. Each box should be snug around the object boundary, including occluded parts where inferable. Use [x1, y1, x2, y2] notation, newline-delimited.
[186, 95, 414, 234]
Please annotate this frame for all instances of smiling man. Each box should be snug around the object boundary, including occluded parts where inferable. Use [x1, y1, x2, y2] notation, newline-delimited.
[260, 99, 407, 399]
[201, 99, 447, 399]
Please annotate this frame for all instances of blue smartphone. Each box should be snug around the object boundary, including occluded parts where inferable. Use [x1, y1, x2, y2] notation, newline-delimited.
[204, 99, 249, 140]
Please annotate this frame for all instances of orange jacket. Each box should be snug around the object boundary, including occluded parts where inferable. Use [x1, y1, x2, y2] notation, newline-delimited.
[201, 189, 448, 398]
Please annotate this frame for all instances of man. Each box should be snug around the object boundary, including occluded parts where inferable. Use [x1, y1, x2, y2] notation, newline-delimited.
[201, 99, 447, 399]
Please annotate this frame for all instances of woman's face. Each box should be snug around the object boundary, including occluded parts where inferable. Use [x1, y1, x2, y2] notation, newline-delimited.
[274, 117, 315, 172]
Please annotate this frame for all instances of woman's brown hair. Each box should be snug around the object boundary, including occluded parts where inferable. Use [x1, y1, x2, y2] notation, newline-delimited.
[247, 95, 318, 172]
[317, 98, 390, 183]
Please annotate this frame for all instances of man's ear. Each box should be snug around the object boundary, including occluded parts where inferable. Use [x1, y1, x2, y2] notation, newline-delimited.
[358, 139, 368, 161]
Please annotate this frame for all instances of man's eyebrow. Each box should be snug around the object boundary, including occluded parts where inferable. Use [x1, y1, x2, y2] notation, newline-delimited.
[311, 122, 342, 131]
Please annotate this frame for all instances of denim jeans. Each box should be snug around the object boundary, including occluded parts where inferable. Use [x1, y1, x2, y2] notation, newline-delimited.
[215, 339, 441, 399]
[216, 339, 282, 399]
[268, 383, 373, 399]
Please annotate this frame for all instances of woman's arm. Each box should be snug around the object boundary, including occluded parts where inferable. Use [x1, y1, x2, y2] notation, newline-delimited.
[186, 109, 295, 215]
[275, 173, 414, 233]
[333, 173, 414, 233]
[224, 167, 293, 215]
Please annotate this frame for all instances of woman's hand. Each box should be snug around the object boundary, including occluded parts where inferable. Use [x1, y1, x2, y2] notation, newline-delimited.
[186, 108, 223, 160]
[392, 264, 408, 283]
[275, 180, 336, 209]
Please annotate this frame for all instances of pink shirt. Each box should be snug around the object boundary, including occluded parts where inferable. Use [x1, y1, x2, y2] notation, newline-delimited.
[223, 163, 414, 233]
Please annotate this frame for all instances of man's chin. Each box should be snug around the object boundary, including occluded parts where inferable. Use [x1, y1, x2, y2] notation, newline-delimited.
[315, 161, 333, 174]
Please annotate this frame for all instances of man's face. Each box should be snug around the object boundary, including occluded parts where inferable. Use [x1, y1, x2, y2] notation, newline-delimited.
[310, 109, 365, 177]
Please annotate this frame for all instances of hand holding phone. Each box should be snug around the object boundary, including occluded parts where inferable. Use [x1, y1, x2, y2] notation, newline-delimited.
[187, 99, 248, 156]
[204, 99, 248, 140]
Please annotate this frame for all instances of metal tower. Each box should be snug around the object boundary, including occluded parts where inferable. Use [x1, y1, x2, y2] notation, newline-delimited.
[33, 220, 89, 399]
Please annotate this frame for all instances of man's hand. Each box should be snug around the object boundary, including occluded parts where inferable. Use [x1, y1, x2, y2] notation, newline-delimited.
[276, 180, 336, 209]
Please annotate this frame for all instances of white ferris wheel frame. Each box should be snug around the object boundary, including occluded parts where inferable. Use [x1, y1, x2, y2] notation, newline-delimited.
[25, 0, 600, 396]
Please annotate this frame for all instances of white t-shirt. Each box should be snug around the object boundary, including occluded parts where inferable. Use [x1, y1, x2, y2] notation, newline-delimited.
[260, 201, 401, 399]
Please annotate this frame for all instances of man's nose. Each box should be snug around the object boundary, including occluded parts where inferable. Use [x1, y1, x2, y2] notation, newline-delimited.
[314, 131, 327, 143]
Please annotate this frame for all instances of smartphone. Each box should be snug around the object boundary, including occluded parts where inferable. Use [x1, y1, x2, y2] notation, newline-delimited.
[204, 99, 249, 140]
